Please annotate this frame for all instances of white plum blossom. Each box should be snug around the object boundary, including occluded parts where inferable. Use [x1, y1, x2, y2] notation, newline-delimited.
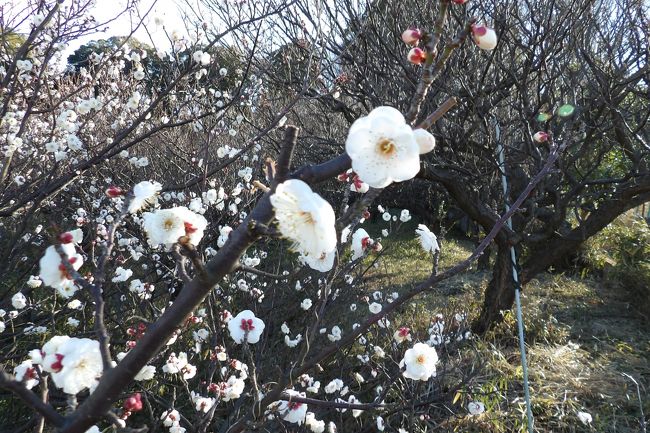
[39, 243, 84, 290]
[11, 292, 27, 309]
[369, 302, 382, 314]
[45, 337, 103, 394]
[111, 266, 133, 283]
[14, 360, 39, 389]
[399, 209, 412, 222]
[577, 411, 593, 425]
[26, 275, 42, 288]
[351, 228, 371, 260]
[161, 409, 181, 427]
[300, 299, 312, 310]
[415, 224, 439, 253]
[345, 106, 421, 188]
[270, 179, 337, 258]
[277, 390, 308, 425]
[400, 342, 438, 381]
[468, 401, 485, 415]
[143, 207, 207, 248]
[228, 310, 265, 344]
[306, 412, 326, 433]
[129, 181, 162, 213]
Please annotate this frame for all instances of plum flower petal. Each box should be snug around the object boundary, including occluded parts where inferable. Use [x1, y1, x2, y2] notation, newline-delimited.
[345, 106, 421, 188]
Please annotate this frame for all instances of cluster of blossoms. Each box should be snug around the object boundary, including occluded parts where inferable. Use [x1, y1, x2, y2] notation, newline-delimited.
[16, 336, 103, 395]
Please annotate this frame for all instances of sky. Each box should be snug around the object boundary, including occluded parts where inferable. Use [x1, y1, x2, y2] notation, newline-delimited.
[9, 0, 191, 61]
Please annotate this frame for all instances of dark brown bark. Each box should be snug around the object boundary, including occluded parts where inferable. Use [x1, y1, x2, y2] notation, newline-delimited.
[472, 241, 515, 334]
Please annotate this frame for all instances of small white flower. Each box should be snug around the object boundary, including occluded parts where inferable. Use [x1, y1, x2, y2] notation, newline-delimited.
[351, 228, 371, 260]
[399, 209, 411, 222]
[400, 342, 438, 381]
[111, 266, 133, 283]
[11, 292, 27, 309]
[14, 360, 39, 389]
[301, 299, 312, 310]
[228, 310, 265, 344]
[577, 411, 592, 425]
[271, 180, 337, 258]
[142, 207, 207, 248]
[345, 106, 421, 188]
[415, 224, 439, 253]
[368, 302, 382, 314]
[129, 181, 162, 213]
[161, 409, 181, 427]
[39, 244, 84, 289]
[468, 401, 485, 415]
[278, 389, 308, 425]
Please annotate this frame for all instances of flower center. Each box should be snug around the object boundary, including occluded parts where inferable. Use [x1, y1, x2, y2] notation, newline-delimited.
[377, 138, 396, 157]
[416, 354, 426, 364]
[298, 211, 314, 225]
[163, 218, 176, 231]
[288, 401, 303, 410]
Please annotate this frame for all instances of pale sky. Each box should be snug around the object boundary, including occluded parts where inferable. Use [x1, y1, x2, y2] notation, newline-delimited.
[64, 0, 189, 57]
[9, 0, 191, 61]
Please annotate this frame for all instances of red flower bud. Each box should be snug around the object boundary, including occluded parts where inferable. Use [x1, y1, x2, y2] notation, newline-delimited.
[533, 131, 549, 143]
[407, 47, 427, 65]
[123, 393, 143, 412]
[401, 28, 422, 45]
[105, 186, 124, 198]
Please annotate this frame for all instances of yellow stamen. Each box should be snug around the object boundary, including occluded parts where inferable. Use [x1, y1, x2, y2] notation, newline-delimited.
[377, 138, 396, 156]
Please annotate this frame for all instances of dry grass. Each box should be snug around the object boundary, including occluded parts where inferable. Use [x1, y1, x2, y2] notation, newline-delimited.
[360, 219, 649, 432]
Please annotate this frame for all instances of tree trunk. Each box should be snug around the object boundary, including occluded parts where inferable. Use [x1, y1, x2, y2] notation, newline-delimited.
[472, 241, 515, 334]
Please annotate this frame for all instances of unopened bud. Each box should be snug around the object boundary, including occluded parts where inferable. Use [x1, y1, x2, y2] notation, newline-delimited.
[123, 393, 143, 412]
[401, 28, 422, 45]
[105, 186, 123, 198]
[533, 131, 549, 143]
[472, 24, 498, 50]
[407, 47, 427, 65]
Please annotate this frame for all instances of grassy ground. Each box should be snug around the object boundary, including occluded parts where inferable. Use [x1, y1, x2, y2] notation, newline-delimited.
[363, 219, 649, 432]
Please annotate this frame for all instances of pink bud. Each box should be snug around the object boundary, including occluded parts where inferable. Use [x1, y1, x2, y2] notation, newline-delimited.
[105, 186, 123, 198]
[401, 28, 422, 45]
[123, 393, 143, 412]
[472, 24, 497, 50]
[407, 47, 427, 65]
[533, 131, 549, 143]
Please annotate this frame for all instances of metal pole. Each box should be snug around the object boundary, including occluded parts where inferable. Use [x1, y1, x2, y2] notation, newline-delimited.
[495, 121, 534, 433]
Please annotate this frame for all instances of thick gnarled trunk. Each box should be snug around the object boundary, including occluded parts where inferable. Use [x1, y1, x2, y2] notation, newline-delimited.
[472, 241, 515, 334]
